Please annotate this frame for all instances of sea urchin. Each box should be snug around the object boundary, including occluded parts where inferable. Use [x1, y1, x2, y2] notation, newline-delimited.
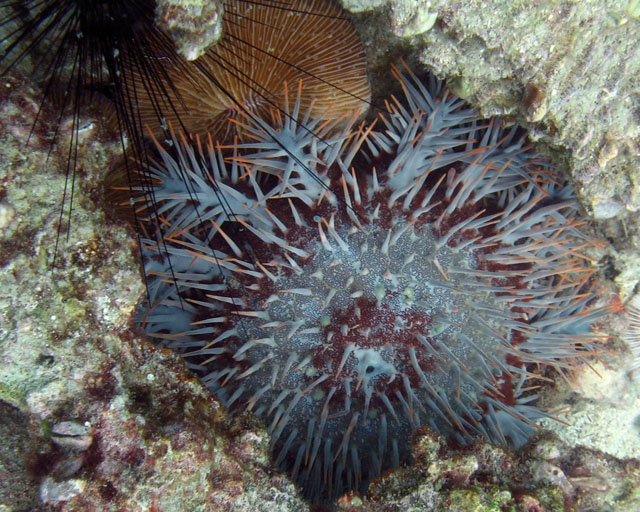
[139, 66, 608, 502]
[127, 0, 371, 140]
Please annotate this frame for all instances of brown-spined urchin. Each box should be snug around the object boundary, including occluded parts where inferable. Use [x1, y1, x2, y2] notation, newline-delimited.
[127, 0, 371, 140]
[138, 65, 610, 502]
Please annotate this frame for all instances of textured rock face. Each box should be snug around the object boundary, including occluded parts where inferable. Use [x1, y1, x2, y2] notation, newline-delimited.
[155, 0, 224, 61]
[334, 429, 640, 512]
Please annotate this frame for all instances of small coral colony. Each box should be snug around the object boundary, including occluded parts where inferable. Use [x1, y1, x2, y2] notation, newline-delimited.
[2, 0, 610, 503]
